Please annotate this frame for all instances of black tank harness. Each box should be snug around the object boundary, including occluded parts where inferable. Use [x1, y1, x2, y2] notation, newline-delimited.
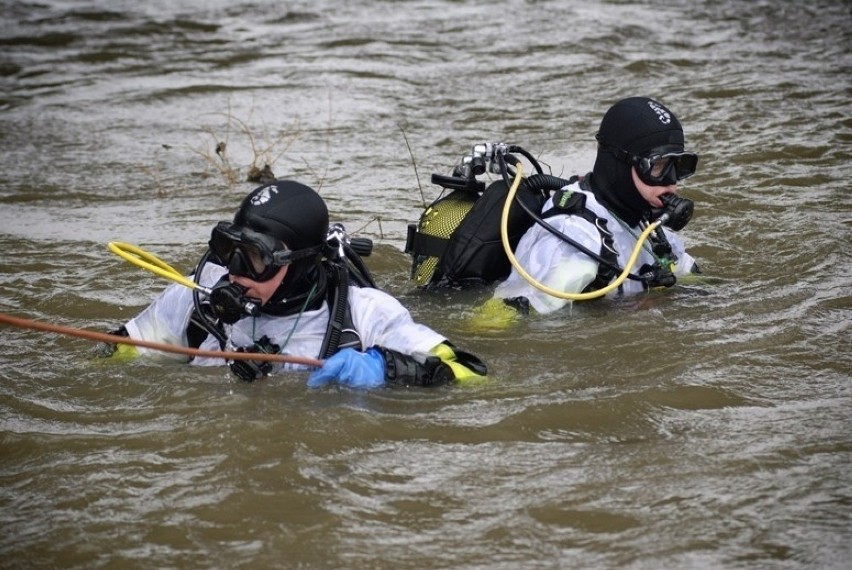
[539, 176, 620, 294]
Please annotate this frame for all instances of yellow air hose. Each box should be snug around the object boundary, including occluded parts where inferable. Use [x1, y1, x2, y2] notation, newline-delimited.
[108, 242, 211, 295]
[499, 163, 662, 301]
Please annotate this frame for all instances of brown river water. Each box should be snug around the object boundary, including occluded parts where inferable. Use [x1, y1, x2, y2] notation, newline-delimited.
[1, 0, 850, 568]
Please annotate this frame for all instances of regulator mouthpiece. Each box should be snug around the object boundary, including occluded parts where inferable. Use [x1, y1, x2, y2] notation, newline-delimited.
[650, 193, 693, 231]
[209, 281, 260, 324]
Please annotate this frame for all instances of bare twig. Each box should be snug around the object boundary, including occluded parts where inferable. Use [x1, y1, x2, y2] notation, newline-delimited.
[190, 100, 302, 187]
[399, 124, 426, 208]
[351, 216, 385, 239]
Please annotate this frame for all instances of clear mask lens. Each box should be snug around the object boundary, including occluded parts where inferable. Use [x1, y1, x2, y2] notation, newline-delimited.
[241, 242, 268, 275]
[208, 222, 290, 282]
[637, 151, 698, 185]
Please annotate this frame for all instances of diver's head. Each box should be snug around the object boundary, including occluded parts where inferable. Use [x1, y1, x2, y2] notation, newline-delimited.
[208, 180, 329, 306]
[232, 180, 329, 253]
[590, 97, 697, 226]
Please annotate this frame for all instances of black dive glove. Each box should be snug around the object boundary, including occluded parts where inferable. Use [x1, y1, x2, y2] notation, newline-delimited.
[381, 345, 486, 387]
[503, 296, 531, 315]
[228, 335, 280, 382]
[639, 262, 677, 289]
[378, 347, 457, 388]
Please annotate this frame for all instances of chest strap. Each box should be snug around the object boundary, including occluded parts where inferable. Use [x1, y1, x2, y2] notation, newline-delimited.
[541, 189, 619, 293]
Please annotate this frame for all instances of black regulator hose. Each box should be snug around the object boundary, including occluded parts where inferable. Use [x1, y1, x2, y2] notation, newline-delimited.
[507, 145, 545, 175]
[524, 173, 573, 196]
[343, 242, 377, 288]
[191, 248, 229, 346]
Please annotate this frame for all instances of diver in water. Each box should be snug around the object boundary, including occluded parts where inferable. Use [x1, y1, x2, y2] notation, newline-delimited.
[109, 180, 486, 388]
[489, 96, 701, 315]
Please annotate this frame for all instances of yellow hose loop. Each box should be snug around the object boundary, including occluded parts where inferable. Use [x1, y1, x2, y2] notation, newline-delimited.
[499, 164, 660, 301]
[108, 242, 202, 292]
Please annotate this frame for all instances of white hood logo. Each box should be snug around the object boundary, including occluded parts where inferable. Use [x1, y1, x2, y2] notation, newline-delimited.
[647, 100, 671, 125]
[250, 185, 277, 206]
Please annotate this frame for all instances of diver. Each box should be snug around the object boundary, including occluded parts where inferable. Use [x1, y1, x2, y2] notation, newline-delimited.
[488, 96, 702, 314]
[106, 180, 486, 388]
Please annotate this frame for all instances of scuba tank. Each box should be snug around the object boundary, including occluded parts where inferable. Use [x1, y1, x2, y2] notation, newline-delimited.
[405, 143, 553, 289]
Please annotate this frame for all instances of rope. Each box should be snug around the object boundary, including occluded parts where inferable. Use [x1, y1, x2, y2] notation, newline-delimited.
[0, 312, 323, 368]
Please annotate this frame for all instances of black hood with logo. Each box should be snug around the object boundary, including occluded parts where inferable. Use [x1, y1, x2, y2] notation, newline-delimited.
[233, 180, 329, 313]
[587, 97, 685, 227]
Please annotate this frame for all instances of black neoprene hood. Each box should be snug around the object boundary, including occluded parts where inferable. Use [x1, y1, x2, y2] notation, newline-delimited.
[596, 97, 685, 156]
[233, 180, 329, 251]
[589, 97, 686, 226]
[229, 180, 330, 312]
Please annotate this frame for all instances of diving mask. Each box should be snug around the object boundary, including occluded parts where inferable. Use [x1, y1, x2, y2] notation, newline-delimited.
[209, 221, 321, 282]
[633, 147, 698, 186]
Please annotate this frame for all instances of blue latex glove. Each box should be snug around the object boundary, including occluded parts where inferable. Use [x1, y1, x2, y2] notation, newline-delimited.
[307, 347, 386, 389]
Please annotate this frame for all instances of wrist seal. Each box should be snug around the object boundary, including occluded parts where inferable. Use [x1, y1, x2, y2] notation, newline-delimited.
[376, 347, 455, 387]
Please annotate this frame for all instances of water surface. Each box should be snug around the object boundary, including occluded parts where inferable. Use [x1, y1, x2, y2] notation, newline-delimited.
[1, 0, 850, 568]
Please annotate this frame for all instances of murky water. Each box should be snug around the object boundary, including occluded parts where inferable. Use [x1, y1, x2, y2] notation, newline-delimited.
[1, 0, 850, 568]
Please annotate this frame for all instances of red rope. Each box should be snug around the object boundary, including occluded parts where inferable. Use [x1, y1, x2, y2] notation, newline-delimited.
[0, 312, 323, 368]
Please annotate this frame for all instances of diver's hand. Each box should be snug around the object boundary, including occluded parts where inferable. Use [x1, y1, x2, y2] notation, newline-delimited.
[95, 325, 129, 358]
[639, 263, 677, 289]
[307, 348, 385, 389]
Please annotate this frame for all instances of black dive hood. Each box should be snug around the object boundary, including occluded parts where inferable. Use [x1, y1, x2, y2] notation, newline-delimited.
[234, 180, 330, 314]
[589, 97, 686, 227]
